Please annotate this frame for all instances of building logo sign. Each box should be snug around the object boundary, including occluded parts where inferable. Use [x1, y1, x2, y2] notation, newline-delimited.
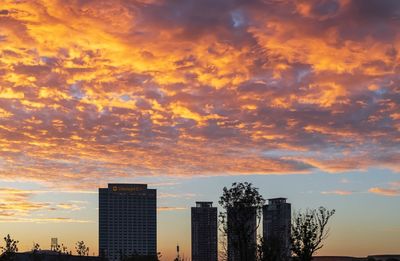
[111, 185, 145, 192]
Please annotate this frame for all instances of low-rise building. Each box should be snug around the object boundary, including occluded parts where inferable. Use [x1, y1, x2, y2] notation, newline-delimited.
[1, 250, 105, 261]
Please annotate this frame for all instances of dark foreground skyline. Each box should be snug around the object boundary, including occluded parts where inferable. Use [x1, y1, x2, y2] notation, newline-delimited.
[0, 177, 398, 260]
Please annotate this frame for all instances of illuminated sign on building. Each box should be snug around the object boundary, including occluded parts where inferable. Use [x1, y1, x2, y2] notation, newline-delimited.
[110, 184, 147, 193]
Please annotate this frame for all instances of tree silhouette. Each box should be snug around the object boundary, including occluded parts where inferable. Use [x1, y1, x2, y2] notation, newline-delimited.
[31, 243, 41, 252]
[218, 233, 229, 261]
[30, 242, 42, 261]
[258, 236, 288, 261]
[0, 234, 19, 260]
[61, 244, 71, 255]
[52, 243, 70, 255]
[53, 244, 61, 254]
[291, 207, 335, 261]
[219, 182, 265, 261]
[75, 241, 89, 256]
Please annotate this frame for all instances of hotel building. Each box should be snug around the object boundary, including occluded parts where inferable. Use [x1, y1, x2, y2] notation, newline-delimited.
[99, 184, 157, 261]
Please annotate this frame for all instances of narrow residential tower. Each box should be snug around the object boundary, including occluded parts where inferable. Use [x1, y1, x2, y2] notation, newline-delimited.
[191, 202, 218, 261]
[263, 198, 291, 259]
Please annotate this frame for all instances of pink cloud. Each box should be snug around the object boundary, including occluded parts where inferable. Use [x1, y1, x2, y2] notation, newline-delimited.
[368, 187, 400, 197]
[340, 178, 350, 184]
[158, 192, 196, 199]
[369, 182, 400, 197]
[0, 0, 399, 189]
[321, 190, 353, 196]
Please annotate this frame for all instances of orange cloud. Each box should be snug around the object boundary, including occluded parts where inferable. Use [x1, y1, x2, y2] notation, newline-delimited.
[157, 207, 186, 212]
[158, 193, 196, 199]
[368, 188, 400, 197]
[56, 203, 84, 211]
[0, 0, 399, 189]
[0, 188, 51, 216]
[321, 190, 353, 196]
[0, 217, 91, 223]
[0, 188, 89, 220]
[369, 181, 400, 197]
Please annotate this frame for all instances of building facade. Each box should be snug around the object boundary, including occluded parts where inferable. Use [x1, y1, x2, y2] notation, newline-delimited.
[99, 184, 157, 261]
[227, 207, 257, 261]
[263, 198, 291, 259]
[191, 202, 218, 261]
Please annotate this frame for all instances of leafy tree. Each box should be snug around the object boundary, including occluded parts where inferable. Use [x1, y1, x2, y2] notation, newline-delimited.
[53, 243, 70, 255]
[75, 241, 89, 256]
[0, 234, 19, 260]
[218, 234, 228, 261]
[32, 243, 41, 252]
[53, 244, 61, 253]
[291, 207, 335, 261]
[30, 242, 42, 261]
[61, 244, 71, 255]
[258, 236, 288, 261]
[219, 182, 265, 261]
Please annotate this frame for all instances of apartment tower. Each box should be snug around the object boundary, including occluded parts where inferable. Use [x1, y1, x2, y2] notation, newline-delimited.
[263, 198, 291, 259]
[191, 202, 218, 261]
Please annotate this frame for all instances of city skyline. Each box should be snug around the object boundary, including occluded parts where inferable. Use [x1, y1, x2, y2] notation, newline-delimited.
[0, 174, 399, 260]
[0, 0, 400, 260]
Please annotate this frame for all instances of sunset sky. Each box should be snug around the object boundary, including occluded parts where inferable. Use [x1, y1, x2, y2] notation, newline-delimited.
[0, 0, 399, 260]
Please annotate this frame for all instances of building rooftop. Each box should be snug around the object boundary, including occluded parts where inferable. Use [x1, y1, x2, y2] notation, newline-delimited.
[195, 201, 213, 207]
[3, 251, 106, 261]
[267, 198, 288, 204]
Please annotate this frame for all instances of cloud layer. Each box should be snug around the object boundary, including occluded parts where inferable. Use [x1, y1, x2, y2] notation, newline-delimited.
[369, 181, 400, 196]
[0, 188, 89, 222]
[0, 0, 399, 188]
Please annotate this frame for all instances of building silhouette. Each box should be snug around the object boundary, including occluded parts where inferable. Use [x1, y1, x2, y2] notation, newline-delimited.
[191, 202, 218, 261]
[263, 198, 291, 259]
[99, 184, 157, 261]
[3, 250, 106, 261]
[227, 207, 257, 261]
